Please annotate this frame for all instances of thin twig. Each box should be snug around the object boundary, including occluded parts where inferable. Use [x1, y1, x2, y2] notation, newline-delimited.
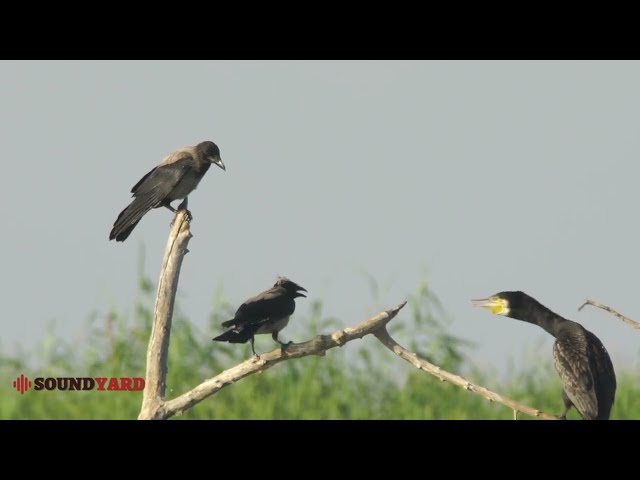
[373, 328, 560, 420]
[578, 299, 640, 329]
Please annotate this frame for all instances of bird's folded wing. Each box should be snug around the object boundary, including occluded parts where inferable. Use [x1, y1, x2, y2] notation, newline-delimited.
[553, 336, 598, 418]
[130, 158, 193, 198]
[229, 287, 294, 327]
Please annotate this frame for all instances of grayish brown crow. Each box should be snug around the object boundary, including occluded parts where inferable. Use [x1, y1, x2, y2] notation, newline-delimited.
[109, 140, 225, 242]
[213, 277, 307, 358]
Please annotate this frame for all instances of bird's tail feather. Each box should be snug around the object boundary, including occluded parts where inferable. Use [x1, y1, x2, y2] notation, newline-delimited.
[221, 318, 236, 328]
[109, 195, 158, 242]
[213, 327, 254, 344]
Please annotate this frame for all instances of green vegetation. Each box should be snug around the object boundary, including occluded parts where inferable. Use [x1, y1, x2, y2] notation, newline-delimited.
[1, 277, 638, 420]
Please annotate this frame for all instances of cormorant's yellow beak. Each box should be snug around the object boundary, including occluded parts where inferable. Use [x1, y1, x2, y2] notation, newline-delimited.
[471, 297, 509, 316]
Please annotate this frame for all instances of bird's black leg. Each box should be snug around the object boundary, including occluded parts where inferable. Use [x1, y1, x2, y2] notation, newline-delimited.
[559, 391, 573, 420]
[272, 332, 293, 353]
[165, 202, 181, 227]
[167, 198, 192, 227]
[176, 197, 192, 221]
[251, 337, 260, 361]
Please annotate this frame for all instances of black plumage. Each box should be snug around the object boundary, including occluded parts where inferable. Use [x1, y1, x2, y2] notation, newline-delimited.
[109, 140, 225, 242]
[213, 277, 307, 358]
[472, 291, 616, 420]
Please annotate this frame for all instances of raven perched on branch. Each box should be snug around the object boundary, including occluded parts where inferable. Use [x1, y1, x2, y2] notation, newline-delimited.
[213, 277, 308, 358]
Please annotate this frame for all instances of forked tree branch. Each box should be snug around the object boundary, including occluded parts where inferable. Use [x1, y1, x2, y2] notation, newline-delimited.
[373, 328, 560, 420]
[137, 208, 408, 419]
[160, 302, 407, 419]
[578, 299, 640, 329]
[138, 209, 558, 420]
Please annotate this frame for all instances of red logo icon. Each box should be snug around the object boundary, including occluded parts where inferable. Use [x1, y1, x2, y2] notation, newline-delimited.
[13, 374, 32, 394]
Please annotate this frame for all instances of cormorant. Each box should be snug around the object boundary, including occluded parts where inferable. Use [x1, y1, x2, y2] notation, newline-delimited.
[109, 140, 225, 242]
[472, 291, 616, 420]
[213, 277, 307, 358]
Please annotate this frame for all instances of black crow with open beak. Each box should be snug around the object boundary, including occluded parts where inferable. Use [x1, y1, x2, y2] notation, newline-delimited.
[213, 277, 308, 358]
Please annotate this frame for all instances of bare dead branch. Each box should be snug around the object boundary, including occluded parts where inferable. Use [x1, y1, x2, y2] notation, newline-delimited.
[373, 328, 560, 420]
[153, 302, 407, 419]
[136, 206, 408, 419]
[138, 210, 193, 420]
[136, 209, 557, 420]
[578, 299, 640, 329]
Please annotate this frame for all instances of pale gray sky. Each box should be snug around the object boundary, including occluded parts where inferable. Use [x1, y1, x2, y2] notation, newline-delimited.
[2, 60, 639, 376]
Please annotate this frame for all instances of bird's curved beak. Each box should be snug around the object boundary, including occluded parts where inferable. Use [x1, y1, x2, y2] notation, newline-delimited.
[295, 285, 308, 298]
[209, 156, 226, 171]
[471, 297, 505, 315]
